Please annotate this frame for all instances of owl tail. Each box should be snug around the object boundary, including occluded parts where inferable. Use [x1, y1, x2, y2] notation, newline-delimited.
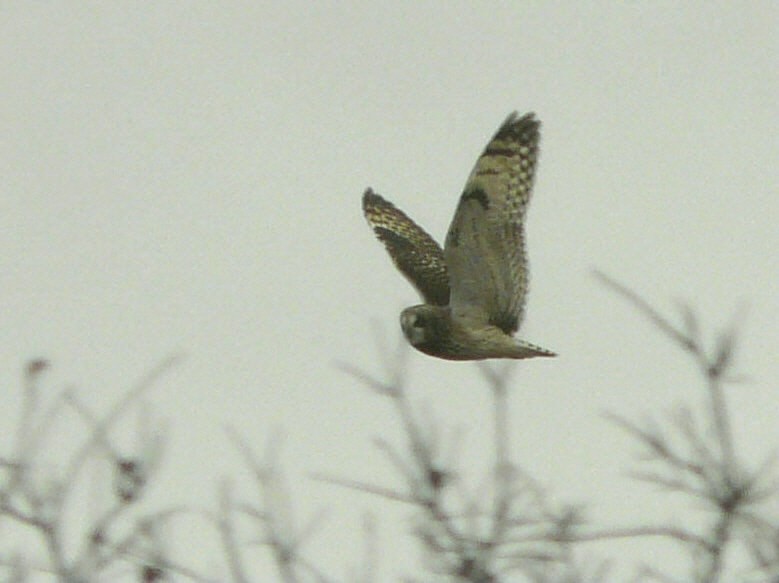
[511, 339, 556, 359]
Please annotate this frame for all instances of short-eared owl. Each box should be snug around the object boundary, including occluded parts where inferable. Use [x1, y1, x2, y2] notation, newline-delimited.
[362, 112, 555, 361]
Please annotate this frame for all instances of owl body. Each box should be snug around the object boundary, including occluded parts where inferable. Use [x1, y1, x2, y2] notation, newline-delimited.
[363, 112, 555, 361]
[400, 304, 550, 361]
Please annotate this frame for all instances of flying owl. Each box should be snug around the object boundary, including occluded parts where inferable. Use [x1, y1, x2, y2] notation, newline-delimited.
[362, 112, 555, 361]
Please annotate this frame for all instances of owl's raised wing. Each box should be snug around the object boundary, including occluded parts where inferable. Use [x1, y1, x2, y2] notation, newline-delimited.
[362, 189, 450, 306]
[444, 112, 540, 334]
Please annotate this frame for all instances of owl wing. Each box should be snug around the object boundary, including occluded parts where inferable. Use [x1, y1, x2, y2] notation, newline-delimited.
[444, 112, 541, 334]
[362, 188, 450, 306]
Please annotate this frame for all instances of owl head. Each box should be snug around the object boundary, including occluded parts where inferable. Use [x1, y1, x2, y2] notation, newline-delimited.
[400, 305, 451, 351]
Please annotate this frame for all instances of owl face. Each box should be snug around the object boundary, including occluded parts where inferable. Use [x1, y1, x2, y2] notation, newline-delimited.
[400, 305, 447, 349]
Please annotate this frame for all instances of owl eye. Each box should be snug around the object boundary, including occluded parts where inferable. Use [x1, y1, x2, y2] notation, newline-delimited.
[413, 314, 426, 327]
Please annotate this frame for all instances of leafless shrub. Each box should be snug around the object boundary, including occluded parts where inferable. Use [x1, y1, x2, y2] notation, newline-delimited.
[582, 271, 779, 582]
[322, 333, 606, 582]
[0, 355, 205, 582]
[210, 428, 338, 583]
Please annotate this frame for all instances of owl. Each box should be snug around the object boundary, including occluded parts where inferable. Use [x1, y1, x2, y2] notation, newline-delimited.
[362, 112, 555, 361]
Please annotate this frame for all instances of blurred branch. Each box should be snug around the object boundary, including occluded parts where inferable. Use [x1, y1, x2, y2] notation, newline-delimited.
[333, 327, 589, 582]
[217, 480, 250, 583]
[221, 428, 336, 583]
[0, 356, 193, 581]
[594, 271, 776, 582]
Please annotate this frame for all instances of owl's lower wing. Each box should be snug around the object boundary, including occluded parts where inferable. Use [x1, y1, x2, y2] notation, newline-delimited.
[444, 112, 540, 333]
[362, 189, 450, 306]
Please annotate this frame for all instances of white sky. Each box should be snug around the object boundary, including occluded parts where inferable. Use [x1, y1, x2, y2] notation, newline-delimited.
[1, 2, 777, 581]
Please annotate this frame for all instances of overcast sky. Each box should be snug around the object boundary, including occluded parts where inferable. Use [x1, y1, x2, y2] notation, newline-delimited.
[1, 3, 777, 581]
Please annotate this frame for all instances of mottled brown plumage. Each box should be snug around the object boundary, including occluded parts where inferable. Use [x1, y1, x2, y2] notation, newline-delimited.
[362, 112, 555, 360]
[362, 190, 449, 307]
